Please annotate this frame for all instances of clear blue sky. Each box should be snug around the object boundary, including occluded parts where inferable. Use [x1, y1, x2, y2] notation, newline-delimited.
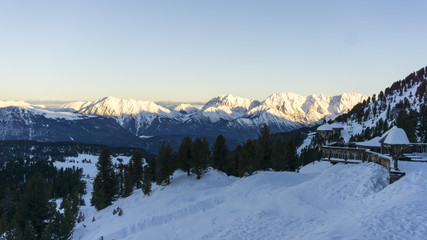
[1, 1, 426, 102]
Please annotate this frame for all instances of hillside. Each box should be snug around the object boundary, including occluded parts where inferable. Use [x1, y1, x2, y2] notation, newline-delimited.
[334, 66, 426, 143]
[55, 155, 427, 240]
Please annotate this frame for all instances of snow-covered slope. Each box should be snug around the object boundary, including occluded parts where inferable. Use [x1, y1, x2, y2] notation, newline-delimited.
[60, 101, 93, 112]
[67, 160, 427, 240]
[0, 100, 86, 120]
[333, 66, 426, 141]
[263, 92, 367, 123]
[173, 103, 200, 114]
[79, 96, 171, 117]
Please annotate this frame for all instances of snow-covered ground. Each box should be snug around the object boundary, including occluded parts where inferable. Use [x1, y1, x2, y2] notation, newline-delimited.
[53, 155, 427, 240]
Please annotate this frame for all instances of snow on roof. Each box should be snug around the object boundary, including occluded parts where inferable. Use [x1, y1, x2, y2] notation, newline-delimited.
[380, 126, 397, 140]
[356, 136, 381, 148]
[330, 122, 344, 129]
[317, 124, 333, 131]
[383, 128, 410, 145]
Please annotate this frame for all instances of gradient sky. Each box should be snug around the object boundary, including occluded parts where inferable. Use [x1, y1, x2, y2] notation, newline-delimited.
[1, 1, 426, 103]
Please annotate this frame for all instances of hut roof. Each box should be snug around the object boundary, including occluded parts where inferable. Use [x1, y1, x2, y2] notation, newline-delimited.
[330, 122, 344, 129]
[356, 136, 381, 148]
[317, 124, 333, 131]
[383, 128, 410, 145]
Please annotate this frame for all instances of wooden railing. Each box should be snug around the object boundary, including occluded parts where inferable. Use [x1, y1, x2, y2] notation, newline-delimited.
[322, 146, 391, 170]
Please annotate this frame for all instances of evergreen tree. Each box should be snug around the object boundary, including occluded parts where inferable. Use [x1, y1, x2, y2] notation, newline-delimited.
[142, 166, 152, 195]
[239, 139, 257, 176]
[285, 139, 299, 171]
[91, 150, 118, 210]
[16, 173, 55, 238]
[123, 166, 134, 197]
[156, 142, 175, 185]
[258, 125, 272, 170]
[177, 137, 192, 176]
[227, 145, 241, 176]
[417, 104, 427, 143]
[191, 138, 210, 179]
[395, 110, 417, 142]
[116, 158, 125, 196]
[22, 220, 37, 240]
[148, 156, 157, 183]
[43, 194, 79, 240]
[272, 136, 287, 171]
[123, 150, 144, 197]
[212, 134, 229, 172]
[130, 150, 144, 189]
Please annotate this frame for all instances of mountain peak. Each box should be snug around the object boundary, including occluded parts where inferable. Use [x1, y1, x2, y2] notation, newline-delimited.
[79, 96, 170, 116]
[203, 94, 257, 110]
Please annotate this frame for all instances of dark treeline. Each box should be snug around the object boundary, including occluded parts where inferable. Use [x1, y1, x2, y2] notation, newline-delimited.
[0, 140, 151, 163]
[91, 125, 318, 212]
[0, 159, 86, 239]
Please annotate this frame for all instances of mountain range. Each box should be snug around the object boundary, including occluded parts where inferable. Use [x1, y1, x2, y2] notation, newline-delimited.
[0, 92, 366, 153]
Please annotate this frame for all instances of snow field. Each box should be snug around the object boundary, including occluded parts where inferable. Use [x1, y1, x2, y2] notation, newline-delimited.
[54, 156, 427, 240]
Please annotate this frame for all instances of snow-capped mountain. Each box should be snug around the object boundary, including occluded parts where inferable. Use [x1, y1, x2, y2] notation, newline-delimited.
[263, 92, 367, 124]
[78, 96, 171, 117]
[0, 92, 366, 153]
[63, 92, 365, 131]
[173, 104, 200, 114]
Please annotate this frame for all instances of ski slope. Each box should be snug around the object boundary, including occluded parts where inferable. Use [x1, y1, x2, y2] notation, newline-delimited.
[52, 155, 427, 240]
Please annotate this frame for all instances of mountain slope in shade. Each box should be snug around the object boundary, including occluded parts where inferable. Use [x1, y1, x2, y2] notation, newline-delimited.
[0, 106, 142, 147]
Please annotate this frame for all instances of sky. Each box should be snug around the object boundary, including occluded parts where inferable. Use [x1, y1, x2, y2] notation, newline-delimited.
[1, 1, 426, 103]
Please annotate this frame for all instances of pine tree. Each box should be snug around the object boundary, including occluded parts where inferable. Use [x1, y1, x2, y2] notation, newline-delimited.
[258, 125, 272, 170]
[177, 137, 192, 176]
[116, 158, 125, 196]
[212, 134, 229, 172]
[43, 194, 79, 240]
[22, 220, 37, 240]
[272, 135, 287, 171]
[239, 139, 257, 176]
[17, 173, 55, 238]
[130, 150, 144, 189]
[123, 150, 144, 197]
[156, 142, 175, 185]
[123, 166, 134, 197]
[191, 138, 210, 179]
[285, 139, 299, 171]
[142, 166, 152, 195]
[91, 149, 118, 210]
[395, 110, 417, 142]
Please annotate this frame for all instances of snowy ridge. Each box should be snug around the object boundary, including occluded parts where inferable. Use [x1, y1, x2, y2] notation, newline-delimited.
[79, 96, 171, 117]
[0, 92, 365, 147]
[173, 103, 200, 114]
[0, 100, 87, 120]
[60, 93, 364, 132]
[339, 77, 426, 138]
[64, 158, 427, 240]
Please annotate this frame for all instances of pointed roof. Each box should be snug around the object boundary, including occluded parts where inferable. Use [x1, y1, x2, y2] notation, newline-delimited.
[379, 127, 410, 145]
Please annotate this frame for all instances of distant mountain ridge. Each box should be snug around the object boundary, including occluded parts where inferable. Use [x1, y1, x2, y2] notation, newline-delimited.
[61, 92, 366, 124]
[0, 92, 366, 153]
